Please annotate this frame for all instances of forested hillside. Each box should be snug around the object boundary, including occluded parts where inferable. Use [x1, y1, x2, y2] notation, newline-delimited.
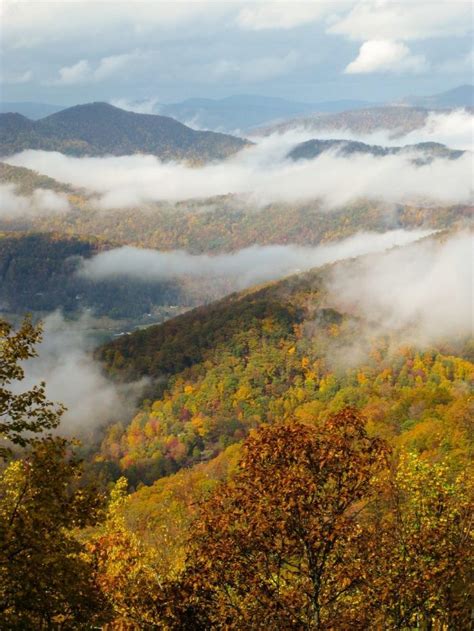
[2, 0, 472, 625]
[0, 102, 249, 161]
[95, 235, 473, 484]
[2, 187, 470, 254]
[75, 231, 472, 627]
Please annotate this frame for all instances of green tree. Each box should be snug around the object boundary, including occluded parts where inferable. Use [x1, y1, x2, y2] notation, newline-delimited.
[0, 317, 63, 459]
[362, 453, 473, 629]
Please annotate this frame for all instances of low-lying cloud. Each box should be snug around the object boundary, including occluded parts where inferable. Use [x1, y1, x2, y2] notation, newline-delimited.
[276, 109, 474, 151]
[401, 109, 474, 152]
[3, 109, 472, 211]
[0, 183, 70, 218]
[14, 312, 146, 435]
[78, 229, 433, 289]
[328, 231, 473, 344]
[4, 140, 472, 210]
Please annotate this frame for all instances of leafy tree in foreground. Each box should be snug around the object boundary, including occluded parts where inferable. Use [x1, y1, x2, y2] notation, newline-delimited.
[0, 437, 107, 628]
[0, 316, 107, 627]
[89, 477, 162, 628]
[177, 409, 389, 630]
[363, 453, 473, 630]
[89, 410, 473, 629]
[0, 317, 63, 459]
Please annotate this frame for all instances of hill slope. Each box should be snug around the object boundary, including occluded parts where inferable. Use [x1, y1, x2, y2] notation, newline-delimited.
[0, 102, 249, 161]
[95, 231, 473, 483]
[0, 161, 76, 195]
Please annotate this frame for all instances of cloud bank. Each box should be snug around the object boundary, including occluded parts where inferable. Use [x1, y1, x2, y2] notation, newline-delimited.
[276, 109, 474, 151]
[328, 231, 473, 344]
[345, 40, 427, 74]
[4, 119, 472, 210]
[78, 229, 433, 289]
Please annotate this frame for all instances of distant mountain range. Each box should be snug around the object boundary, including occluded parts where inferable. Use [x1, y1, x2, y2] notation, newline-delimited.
[287, 139, 465, 162]
[0, 96, 373, 134]
[107, 85, 474, 132]
[0, 85, 471, 139]
[399, 84, 474, 109]
[156, 95, 373, 132]
[0, 102, 248, 161]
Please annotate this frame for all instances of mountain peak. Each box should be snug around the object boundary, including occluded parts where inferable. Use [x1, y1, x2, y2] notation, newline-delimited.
[0, 101, 249, 161]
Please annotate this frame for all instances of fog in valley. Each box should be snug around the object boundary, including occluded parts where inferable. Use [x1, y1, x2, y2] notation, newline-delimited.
[79, 229, 433, 288]
[3, 109, 473, 212]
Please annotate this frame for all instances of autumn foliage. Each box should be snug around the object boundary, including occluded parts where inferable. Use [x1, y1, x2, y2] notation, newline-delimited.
[90, 410, 473, 629]
[178, 410, 389, 629]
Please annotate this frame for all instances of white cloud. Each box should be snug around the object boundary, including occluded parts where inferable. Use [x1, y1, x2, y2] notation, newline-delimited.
[401, 109, 474, 151]
[345, 40, 428, 74]
[0, 184, 70, 218]
[329, 0, 472, 42]
[15, 312, 146, 434]
[52, 50, 148, 85]
[109, 97, 160, 115]
[269, 108, 474, 151]
[94, 50, 149, 80]
[2, 1, 224, 49]
[55, 59, 92, 85]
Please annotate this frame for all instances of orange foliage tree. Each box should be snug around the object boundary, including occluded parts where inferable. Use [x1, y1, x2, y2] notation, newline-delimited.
[176, 409, 389, 629]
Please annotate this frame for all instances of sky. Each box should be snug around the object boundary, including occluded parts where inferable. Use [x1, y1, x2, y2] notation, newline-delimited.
[0, 0, 473, 106]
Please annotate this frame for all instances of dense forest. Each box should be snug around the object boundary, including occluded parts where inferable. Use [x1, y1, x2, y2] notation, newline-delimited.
[1, 179, 470, 256]
[0, 173, 472, 630]
[94, 244, 473, 484]
[257, 105, 431, 136]
[1, 307, 472, 628]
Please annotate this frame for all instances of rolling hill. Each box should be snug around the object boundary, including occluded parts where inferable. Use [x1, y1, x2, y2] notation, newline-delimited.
[287, 139, 465, 161]
[94, 229, 473, 484]
[0, 102, 249, 161]
[0, 161, 76, 195]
